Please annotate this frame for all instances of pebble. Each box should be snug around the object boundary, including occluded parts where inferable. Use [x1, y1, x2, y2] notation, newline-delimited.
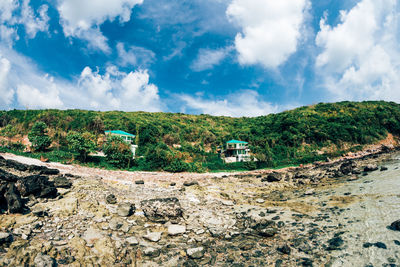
[256, 198, 265, 203]
[186, 247, 205, 259]
[117, 203, 135, 217]
[126, 236, 139, 245]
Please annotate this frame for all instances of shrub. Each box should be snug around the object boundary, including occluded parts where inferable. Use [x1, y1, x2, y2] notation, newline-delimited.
[164, 159, 189, 173]
[66, 131, 96, 162]
[28, 122, 51, 152]
[103, 136, 133, 168]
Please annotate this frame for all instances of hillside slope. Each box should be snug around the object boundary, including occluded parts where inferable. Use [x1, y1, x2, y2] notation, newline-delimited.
[1, 101, 400, 170]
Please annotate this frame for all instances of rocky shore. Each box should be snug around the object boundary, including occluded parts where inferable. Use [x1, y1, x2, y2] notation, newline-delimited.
[0, 145, 399, 266]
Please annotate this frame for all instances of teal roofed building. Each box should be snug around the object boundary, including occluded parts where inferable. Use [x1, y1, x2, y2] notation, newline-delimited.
[105, 130, 138, 157]
[223, 140, 254, 163]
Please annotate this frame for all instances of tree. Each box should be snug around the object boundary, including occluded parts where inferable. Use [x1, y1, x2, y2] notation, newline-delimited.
[28, 122, 51, 152]
[67, 131, 96, 162]
[103, 136, 133, 168]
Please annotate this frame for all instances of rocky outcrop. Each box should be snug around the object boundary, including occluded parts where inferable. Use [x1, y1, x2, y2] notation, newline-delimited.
[140, 197, 183, 223]
[16, 175, 57, 198]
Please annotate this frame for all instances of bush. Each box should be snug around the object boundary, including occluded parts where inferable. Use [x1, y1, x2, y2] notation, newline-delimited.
[28, 122, 51, 152]
[103, 136, 133, 168]
[164, 159, 189, 173]
[67, 131, 96, 162]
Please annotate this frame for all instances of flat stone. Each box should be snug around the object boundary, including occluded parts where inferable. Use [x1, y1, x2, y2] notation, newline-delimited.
[186, 247, 205, 259]
[256, 198, 265, 203]
[183, 181, 199, 187]
[82, 227, 104, 245]
[143, 247, 160, 257]
[168, 224, 186, 236]
[117, 203, 135, 217]
[109, 217, 124, 231]
[34, 253, 55, 267]
[143, 232, 162, 242]
[126, 236, 139, 245]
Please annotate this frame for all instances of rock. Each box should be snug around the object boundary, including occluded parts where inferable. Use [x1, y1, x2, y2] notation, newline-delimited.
[304, 189, 314, 196]
[327, 237, 344, 250]
[53, 176, 72, 188]
[388, 220, 400, 231]
[170, 182, 176, 186]
[4, 184, 23, 213]
[31, 206, 49, 217]
[16, 175, 57, 198]
[363, 242, 387, 249]
[277, 244, 291, 255]
[117, 203, 135, 217]
[143, 232, 162, 242]
[83, 227, 104, 246]
[126, 236, 138, 245]
[143, 247, 160, 257]
[340, 160, 355, 175]
[5, 159, 28, 171]
[34, 253, 55, 267]
[0, 232, 12, 244]
[380, 166, 388, 171]
[258, 228, 278, 237]
[40, 168, 60, 175]
[109, 217, 124, 231]
[186, 247, 205, 259]
[106, 194, 117, 204]
[0, 169, 18, 182]
[168, 224, 186, 236]
[183, 181, 199, 187]
[141, 197, 183, 223]
[255, 198, 265, 203]
[364, 164, 378, 172]
[135, 180, 144, 185]
[263, 172, 283, 182]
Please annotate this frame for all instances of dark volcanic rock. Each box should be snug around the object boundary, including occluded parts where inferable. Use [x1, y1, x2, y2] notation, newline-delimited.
[0, 169, 18, 182]
[106, 194, 117, 204]
[141, 197, 183, 223]
[363, 242, 387, 249]
[326, 237, 344, 250]
[16, 175, 57, 198]
[364, 164, 378, 172]
[135, 180, 144, 185]
[53, 176, 72, 188]
[5, 159, 28, 171]
[40, 168, 60, 175]
[380, 166, 388, 171]
[264, 172, 283, 182]
[340, 160, 355, 175]
[4, 184, 23, 213]
[388, 220, 400, 231]
[183, 181, 199, 187]
[277, 244, 291, 255]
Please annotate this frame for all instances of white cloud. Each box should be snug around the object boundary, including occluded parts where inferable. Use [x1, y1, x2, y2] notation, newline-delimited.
[116, 42, 155, 67]
[190, 47, 232, 72]
[16, 83, 63, 109]
[0, 56, 14, 107]
[227, 0, 309, 69]
[57, 0, 143, 52]
[0, 0, 18, 23]
[77, 66, 162, 111]
[178, 90, 279, 117]
[316, 0, 400, 101]
[20, 0, 49, 39]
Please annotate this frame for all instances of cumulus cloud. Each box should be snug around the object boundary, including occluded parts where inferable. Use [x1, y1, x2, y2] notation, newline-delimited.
[190, 47, 232, 72]
[78, 66, 162, 111]
[178, 90, 279, 117]
[16, 83, 63, 109]
[57, 0, 143, 52]
[0, 56, 14, 107]
[116, 42, 155, 67]
[227, 0, 309, 69]
[316, 0, 400, 101]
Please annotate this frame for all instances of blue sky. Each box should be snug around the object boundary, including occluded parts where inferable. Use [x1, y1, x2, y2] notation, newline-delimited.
[0, 0, 399, 116]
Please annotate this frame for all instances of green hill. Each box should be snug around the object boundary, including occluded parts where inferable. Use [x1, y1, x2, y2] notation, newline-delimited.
[1, 101, 400, 171]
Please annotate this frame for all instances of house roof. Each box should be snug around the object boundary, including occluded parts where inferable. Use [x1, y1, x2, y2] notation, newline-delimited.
[105, 130, 136, 137]
[227, 140, 248, 144]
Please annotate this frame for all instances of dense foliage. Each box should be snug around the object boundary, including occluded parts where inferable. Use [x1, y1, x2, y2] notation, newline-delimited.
[66, 131, 96, 162]
[103, 136, 133, 168]
[27, 122, 51, 152]
[1, 101, 400, 171]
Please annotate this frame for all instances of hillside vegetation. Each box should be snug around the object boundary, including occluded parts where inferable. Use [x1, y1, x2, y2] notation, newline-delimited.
[0, 101, 399, 172]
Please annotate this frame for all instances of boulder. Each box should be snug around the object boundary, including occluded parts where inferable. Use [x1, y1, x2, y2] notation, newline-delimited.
[16, 175, 57, 198]
[389, 220, 400, 231]
[109, 217, 124, 231]
[106, 194, 117, 204]
[53, 176, 72, 188]
[380, 166, 388, 171]
[364, 164, 378, 172]
[4, 184, 23, 213]
[34, 253, 55, 267]
[183, 181, 199, 187]
[143, 247, 160, 257]
[117, 203, 135, 217]
[0, 169, 18, 182]
[0, 232, 12, 244]
[40, 168, 60, 176]
[186, 247, 205, 259]
[326, 237, 344, 250]
[340, 160, 355, 175]
[141, 197, 183, 223]
[264, 172, 283, 182]
[5, 159, 28, 171]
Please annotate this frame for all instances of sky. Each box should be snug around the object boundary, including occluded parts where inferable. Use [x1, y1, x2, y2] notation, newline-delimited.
[0, 0, 399, 117]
